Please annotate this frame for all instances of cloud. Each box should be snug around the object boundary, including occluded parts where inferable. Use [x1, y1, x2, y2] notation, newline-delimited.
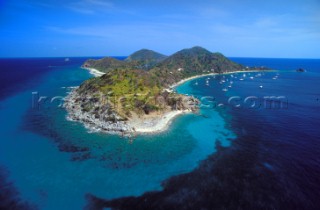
[44, 22, 202, 55]
[67, 0, 114, 14]
[254, 18, 278, 28]
[44, 22, 200, 50]
[45, 26, 103, 36]
[196, 6, 229, 19]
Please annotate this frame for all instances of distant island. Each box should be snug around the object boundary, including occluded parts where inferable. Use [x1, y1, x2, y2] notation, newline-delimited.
[296, 68, 306, 72]
[64, 46, 269, 136]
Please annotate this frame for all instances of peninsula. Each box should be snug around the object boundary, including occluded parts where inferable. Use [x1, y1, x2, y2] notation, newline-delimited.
[64, 46, 268, 135]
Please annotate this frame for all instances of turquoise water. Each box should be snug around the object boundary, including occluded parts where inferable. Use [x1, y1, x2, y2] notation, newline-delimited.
[0, 60, 234, 209]
[95, 63, 320, 209]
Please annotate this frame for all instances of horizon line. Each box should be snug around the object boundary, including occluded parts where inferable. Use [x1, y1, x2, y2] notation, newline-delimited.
[1, 56, 319, 60]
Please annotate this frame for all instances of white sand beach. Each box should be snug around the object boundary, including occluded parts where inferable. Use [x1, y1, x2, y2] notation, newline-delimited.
[170, 70, 272, 89]
[83, 67, 105, 77]
[170, 73, 216, 89]
[128, 110, 191, 133]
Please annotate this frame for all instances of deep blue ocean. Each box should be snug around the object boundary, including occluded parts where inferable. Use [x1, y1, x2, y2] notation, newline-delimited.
[0, 57, 319, 210]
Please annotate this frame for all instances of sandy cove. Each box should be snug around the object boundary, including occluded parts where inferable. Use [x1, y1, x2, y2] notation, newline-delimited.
[82, 67, 106, 77]
[169, 70, 274, 89]
[128, 110, 191, 133]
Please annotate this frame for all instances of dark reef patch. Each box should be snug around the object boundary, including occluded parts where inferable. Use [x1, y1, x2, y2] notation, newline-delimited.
[84, 134, 320, 210]
[21, 107, 199, 170]
[13, 57, 320, 209]
[21, 108, 92, 162]
[84, 101, 320, 210]
[0, 166, 37, 210]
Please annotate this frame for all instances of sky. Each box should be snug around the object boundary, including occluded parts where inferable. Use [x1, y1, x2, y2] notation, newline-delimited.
[0, 0, 320, 58]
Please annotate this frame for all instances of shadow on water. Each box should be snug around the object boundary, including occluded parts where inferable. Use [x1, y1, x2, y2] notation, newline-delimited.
[0, 166, 38, 210]
[21, 104, 199, 169]
[84, 131, 320, 210]
[83, 80, 320, 210]
[21, 107, 93, 161]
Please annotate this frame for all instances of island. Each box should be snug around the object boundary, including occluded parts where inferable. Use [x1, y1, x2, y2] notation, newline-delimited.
[296, 68, 306, 72]
[64, 46, 269, 136]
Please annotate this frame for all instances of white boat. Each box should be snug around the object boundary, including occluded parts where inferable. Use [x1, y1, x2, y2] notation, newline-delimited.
[250, 77, 254, 80]
[228, 85, 232, 88]
[222, 88, 228, 92]
[239, 78, 244, 81]
[259, 85, 263, 88]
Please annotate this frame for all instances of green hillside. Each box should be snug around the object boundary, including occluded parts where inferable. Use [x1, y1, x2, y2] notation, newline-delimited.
[77, 69, 188, 119]
[76, 46, 269, 119]
[82, 49, 167, 72]
[125, 49, 166, 61]
[150, 46, 244, 86]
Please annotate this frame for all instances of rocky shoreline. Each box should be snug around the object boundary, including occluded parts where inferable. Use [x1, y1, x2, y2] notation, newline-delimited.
[64, 88, 198, 137]
[64, 90, 135, 136]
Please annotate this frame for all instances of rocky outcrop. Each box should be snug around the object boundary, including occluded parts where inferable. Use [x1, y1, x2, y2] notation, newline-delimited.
[64, 90, 135, 136]
[64, 88, 199, 136]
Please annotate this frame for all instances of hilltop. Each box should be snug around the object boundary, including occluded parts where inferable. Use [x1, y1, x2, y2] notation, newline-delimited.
[150, 46, 244, 86]
[125, 49, 167, 62]
[82, 49, 167, 72]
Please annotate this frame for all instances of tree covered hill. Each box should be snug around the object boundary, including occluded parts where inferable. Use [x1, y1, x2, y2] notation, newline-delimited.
[125, 49, 167, 63]
[75, 46, 269, 119]
[81, 46, 256, 86]
[150, 46, 244, 86]
[83, 49, 167, 72]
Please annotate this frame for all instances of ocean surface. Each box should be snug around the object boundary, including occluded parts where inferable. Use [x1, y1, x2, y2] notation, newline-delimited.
[0, 57, 319, 209]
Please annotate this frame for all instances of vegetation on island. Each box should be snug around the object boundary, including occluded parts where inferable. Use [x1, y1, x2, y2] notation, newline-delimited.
[76, 46, 269, 120]
[125, 49, 167, 70]
[77, 68, 197, 120]
[83, 46, 269, 87]
[78, 69, 160, 119]
[150, 46, 245, 86]
[83, 49, 167, 72]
